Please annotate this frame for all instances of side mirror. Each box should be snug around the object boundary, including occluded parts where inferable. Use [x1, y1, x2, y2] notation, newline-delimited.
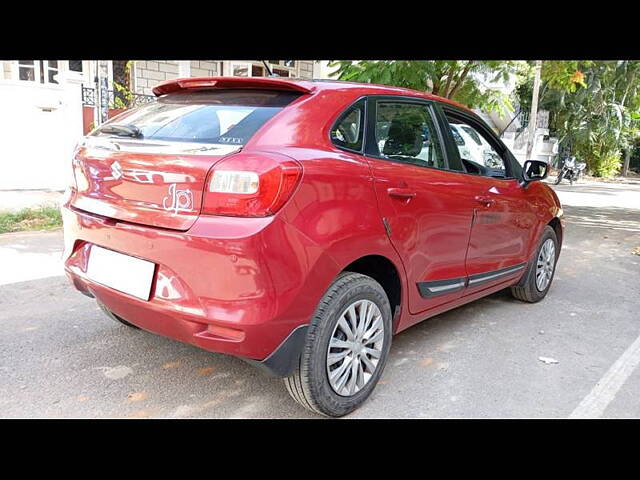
[522, 160, 549, 185]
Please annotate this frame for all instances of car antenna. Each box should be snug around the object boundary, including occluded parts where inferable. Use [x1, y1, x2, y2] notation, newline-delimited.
[262, 61, 277, 77]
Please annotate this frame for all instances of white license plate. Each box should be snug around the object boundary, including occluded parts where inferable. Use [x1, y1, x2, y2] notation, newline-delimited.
[86, 245, 156, 300]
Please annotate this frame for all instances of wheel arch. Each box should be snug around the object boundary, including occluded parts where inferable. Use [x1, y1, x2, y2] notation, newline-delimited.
[342, 254, 403, 332]
[548, 216, 563, 248]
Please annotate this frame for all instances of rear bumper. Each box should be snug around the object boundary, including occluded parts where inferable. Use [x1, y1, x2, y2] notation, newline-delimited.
[62, 200, 338, 375]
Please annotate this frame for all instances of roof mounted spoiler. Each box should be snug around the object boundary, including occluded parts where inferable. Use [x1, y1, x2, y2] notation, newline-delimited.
[152, 76, 314, 96]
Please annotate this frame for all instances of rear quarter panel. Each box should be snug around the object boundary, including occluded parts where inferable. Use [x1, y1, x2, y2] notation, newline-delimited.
[244, 89, 410, 331]
[271, 145, 408, 332]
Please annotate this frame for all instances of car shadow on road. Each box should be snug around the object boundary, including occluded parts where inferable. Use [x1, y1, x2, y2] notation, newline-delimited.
[551, 184, 631, 196]
[563, 205, 640, 233]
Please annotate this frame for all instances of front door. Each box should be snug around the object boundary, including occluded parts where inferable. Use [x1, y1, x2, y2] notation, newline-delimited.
[440, 108, 535, 294]
[364, 98, 476, 315]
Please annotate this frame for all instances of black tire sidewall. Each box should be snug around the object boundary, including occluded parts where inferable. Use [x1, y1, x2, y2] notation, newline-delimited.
[304, 275, 392, 417]
[98, 301, 140, 329]
[526, 226, 559, 300]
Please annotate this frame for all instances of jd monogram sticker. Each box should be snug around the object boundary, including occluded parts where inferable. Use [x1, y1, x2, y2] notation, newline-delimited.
[162, 184, 194, 214]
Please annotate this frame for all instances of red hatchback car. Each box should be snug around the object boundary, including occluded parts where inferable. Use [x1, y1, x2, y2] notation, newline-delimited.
[62, 76, 564, 416]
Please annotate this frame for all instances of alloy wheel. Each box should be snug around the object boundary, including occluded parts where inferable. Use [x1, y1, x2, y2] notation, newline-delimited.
[535, 238, 556, 291]
[326, 299, 385, 396]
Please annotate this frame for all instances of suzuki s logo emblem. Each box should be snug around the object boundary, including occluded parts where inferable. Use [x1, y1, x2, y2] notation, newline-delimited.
[111, 161, 123, 180]
[162, 183, 193, 215]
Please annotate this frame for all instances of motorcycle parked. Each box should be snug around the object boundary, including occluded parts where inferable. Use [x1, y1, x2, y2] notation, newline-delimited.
[555, 155, 586, 185]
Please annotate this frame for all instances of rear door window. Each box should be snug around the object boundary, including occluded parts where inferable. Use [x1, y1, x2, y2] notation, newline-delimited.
[372, 101, 446, 170]
[92, 89, 301, 146]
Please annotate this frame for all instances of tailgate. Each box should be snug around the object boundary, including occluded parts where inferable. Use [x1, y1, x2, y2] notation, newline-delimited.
[70, 87, 303, 230]
[71, 139, 236, 230]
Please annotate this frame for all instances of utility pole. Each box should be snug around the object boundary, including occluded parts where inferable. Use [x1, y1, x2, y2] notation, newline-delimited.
[93, 60, 109, 127]
[94, 60, 100, 127]
[526, 60, 542, 161]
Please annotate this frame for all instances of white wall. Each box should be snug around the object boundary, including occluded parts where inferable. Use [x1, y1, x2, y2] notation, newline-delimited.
[0, 71, 84, 190]
[313, 61, 340, 79]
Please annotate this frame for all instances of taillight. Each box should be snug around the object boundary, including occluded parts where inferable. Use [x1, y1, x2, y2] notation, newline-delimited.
[202, 153, 302, 217]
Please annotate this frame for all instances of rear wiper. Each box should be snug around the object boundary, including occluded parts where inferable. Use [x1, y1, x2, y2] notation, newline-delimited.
[99, 124, 143, 138]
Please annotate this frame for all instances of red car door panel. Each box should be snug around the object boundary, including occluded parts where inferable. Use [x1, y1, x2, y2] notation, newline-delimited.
[441, 110, 537, 295]
[365, 99, 475, 315]
[464, 176, 534, 279]
[369, 159, 477, 314]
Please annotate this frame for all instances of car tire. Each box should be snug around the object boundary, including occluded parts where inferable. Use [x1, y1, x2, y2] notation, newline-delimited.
[510, 225, 559, 303]
[284, 272, 392, 417]
[97, 301, 140, 329]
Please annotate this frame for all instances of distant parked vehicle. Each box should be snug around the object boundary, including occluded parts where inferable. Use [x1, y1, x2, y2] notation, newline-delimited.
[555, 155, 586, 185]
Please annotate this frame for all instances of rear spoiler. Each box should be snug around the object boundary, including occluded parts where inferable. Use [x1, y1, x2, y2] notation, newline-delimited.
[152, 76, 315, 96]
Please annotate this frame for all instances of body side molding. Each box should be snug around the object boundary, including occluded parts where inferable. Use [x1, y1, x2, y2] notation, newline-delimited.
[417, 263, 527, 299]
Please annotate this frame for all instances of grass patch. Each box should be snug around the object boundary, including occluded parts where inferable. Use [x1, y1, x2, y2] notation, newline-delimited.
[0, 206, 62, 234]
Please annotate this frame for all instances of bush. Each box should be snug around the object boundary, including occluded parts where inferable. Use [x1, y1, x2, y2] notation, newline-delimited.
[591, 152, 622, 177]
[574, 142, 622, 178]
[0, 206, 62, 234]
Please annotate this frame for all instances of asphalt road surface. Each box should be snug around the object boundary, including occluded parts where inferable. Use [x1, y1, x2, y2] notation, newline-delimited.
[1, 180, 639, 418]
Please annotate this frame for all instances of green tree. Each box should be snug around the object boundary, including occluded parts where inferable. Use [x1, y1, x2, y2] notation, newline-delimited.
[540, 61, 640, 177]
[329, 60, 523, 117]
[542, 61, 590, 92]
[112, 61, 134, 109]
[515, 61, 591, 115]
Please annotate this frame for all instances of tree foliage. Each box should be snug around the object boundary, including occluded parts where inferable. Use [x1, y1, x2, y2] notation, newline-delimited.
[538, 61, 640, 177]
[542, 61, 591, 92]
[328, 60, 640, 177]
[328, 60, 523, 116]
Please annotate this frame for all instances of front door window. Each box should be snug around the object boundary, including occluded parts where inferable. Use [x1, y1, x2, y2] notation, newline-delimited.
[445, 115, 508, 178]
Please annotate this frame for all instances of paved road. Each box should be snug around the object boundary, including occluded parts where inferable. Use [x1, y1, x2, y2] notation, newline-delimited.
[1, 181, 639, 418]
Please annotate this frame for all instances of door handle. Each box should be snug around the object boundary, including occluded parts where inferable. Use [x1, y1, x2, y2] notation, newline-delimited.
[474, 195, 495, 207]
[387, 188, 417, 199]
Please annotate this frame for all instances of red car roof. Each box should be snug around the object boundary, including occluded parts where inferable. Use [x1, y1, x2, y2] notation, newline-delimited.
[152, 76, 473, 113]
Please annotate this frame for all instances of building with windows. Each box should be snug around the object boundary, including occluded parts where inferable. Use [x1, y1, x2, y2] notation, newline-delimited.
[132, 60, 314, 95]
[0, 60, 316, 190]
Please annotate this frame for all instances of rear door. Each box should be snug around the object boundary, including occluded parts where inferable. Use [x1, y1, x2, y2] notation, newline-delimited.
[438, 105, 535, 294]
[364, 97, 476, 315]
[71, 88, 302, 230]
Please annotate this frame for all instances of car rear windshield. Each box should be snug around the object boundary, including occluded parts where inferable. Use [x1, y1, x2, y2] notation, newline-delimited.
[91, 89, 302, 146]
